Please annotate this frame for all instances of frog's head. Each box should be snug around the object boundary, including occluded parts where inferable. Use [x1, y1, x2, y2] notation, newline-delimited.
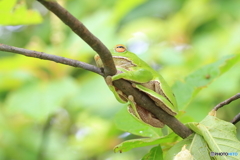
[114, 44, 127, 53]
[95, 44, 128, 68]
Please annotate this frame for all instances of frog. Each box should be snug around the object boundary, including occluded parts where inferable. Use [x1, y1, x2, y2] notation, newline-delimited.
[94, 44, 178, 128]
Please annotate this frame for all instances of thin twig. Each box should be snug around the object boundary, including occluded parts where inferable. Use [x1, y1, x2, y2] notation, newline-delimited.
[213, 93, 240, 111]
[231, 113, 240, 124]
[0, 43, 102, 75]
[36, 0, 116, 76]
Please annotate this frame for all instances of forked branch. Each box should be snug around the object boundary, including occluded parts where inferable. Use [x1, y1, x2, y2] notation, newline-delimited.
[210, 93, 240, 124]
[37, 0, 116, 76]
[0, 0, 194, 138]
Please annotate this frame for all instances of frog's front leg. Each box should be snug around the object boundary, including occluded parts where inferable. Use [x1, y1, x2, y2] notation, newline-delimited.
[105, 76, 128, 103]
[107, 75, 165, 128]
[112, 68, 153, 83]
[106, 75, 143, 120]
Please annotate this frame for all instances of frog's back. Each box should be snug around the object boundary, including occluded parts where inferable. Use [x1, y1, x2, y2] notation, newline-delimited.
[120, 51, 155, 69]
[112, 46, 177, 108]
[123, 51, 177, 108]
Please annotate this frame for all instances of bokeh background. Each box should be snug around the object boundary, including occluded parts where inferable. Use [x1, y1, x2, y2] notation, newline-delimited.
[0, 0, 239, 159]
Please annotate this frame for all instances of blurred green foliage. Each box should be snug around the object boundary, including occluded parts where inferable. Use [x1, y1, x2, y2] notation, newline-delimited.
[0, 0, 42, 25]
[0, 0, 240, 159]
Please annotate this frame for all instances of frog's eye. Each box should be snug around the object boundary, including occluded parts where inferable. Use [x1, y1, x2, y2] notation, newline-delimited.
[115, 44, 127, 52]
[116, 46, 124, 48]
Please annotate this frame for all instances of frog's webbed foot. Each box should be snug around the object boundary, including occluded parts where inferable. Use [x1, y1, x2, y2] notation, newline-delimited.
[105, 76, 127, 103]
[128, 95, 135, 102]
[105, 76, 113, 86]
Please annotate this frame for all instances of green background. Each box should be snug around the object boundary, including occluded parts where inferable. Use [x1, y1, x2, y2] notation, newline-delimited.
[0, 0, 239, 159]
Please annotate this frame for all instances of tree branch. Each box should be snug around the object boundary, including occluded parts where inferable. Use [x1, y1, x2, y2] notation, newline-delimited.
[0, 43, 102, 75]
[1, 42, 192, 138]
[113, 80, 193, 138]
[1, 0, 193, 139]
[231, 113, 240, 124]
[213, 93, 240, 111]
[35, 0, 193, 138]
[36, 0, 117, 76]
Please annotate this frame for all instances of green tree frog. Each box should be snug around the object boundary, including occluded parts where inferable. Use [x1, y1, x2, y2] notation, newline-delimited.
[94, 44, 178, 128]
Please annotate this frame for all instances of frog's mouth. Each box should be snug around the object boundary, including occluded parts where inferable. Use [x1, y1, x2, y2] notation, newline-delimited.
[113, 56, 136, 65]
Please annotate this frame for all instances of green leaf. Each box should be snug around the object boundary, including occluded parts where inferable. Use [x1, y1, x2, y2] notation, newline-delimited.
[0, 0, 42, 25]
[188, 134, 212, 160]
[114, 132, 178, 153]
[166, 134, 212, 160]
[142, 145, 163, 160]
[114, 106, 162, 137]
[173, 54, 240, 109]
[186, 115, 240, 160]
[166, 115, 240, 160]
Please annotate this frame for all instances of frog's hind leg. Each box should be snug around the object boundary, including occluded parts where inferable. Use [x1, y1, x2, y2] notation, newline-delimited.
[132, 83, 176, 116]
[127, 95, 164, 128]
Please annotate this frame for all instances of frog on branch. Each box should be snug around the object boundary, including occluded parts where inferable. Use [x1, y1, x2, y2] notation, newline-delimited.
[94, 44, 178, 128]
